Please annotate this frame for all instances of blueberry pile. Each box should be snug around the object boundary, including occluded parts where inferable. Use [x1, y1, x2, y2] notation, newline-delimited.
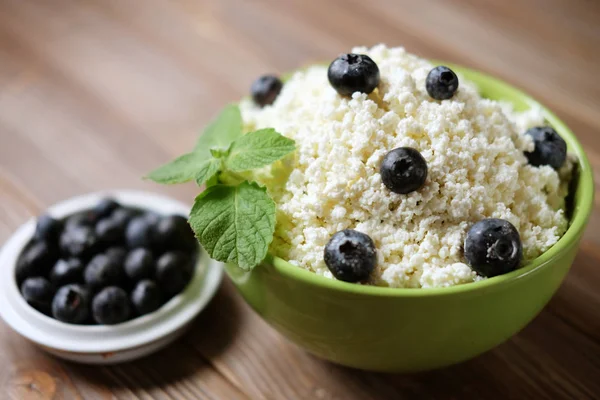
[16, 198, 198, 325]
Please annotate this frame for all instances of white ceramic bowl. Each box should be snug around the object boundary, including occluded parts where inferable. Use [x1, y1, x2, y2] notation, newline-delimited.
[0, 190, 223, 364]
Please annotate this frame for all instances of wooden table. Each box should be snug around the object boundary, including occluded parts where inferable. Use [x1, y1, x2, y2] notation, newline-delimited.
[1, 0, 599, 398]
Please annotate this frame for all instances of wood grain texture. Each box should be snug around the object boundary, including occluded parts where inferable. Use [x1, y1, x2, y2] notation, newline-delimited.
[0, 0, 599, 398]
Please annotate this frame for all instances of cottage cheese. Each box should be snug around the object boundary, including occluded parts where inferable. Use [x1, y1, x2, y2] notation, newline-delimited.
[240, 45, 572, 288]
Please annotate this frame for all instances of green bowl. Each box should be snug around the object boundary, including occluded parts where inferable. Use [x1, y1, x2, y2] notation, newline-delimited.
[225, 64, 595, 372]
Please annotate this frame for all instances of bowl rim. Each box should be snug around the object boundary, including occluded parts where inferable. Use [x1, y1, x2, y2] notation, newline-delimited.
[266, 63, 594, 297]
[0, 190, 224, 353]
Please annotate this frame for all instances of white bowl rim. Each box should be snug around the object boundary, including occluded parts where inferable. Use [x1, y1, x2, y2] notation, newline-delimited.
[0, 189, 224, 354]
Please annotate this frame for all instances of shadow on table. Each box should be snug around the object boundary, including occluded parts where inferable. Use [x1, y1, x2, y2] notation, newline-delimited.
[63, 280, 243, 394]
[315, 249, 600, 399]
[183, 278, 244, 359]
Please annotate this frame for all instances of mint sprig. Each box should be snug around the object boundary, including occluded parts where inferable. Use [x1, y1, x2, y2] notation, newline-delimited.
[146, 105, 295, 270]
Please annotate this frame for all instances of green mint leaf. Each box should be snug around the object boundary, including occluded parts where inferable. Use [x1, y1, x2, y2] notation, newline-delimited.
[225, 128, 296, 172]
[189, 181, 276, 270]
[194, 157, 221, 186]
[146, 105, 241, 185]
[194, 104, 242, 155]
[205, 172, 219, 188]
[145, 153, 220, 185]
[145, 153, 202, 184]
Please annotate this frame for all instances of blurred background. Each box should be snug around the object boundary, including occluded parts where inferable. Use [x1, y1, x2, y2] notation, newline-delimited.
[0, 0, 599, 399]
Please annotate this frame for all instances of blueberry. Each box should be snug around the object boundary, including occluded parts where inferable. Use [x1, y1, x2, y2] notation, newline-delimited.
[64, 212, 97, 232]
[251, 75, 283, 107]
[380, 147, 428, 194]
[110, 207, 136, 230]
[464, 218, 522, 277]
[156, 252, 194, 297]
[154, 215, 197, 253]
[94, 198, 120, 219]
[524, 126, 567, 170]
[50, 259, 85, 286]
[324, 229, 377, 283]
[131, 280, 163, 316]
[143, 212, 161, 225]
[125, 215, 155, 249]
[34, 215, 63, 245]
[21, 277, 55, 315]
[95, 217, 123, 247]
[84, 254, 125, 290]
[16, 242, 56, 283]
[426, 66, 459, 100]
[92, 286, 131, 325]
[52, 284, 90, 324]
[105, 246, 128, 265]
[59, 225, 98, 259]
[124, 248, 155, 281]
[327, 54, 380, 96]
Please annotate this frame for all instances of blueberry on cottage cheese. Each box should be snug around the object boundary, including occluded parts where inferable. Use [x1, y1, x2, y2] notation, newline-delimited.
[50, 258, 85, 286]
[327, 53, 380, 96]
[426, 66, 459, 100]
[16, 241, 56, 284]
[464, 218, 522, 277]
[52, 284, 90, 324]
[324, 230, 377, 283]
[92, 286, 131, 325]
[380, 147, 428, 194]
[524, 126, 567, 170]
[124, 248, 155, 281]
[34, 215, 63, 245]
[251, 75, 283, 107]
[131, 280, 163, 316]
[21, 277, 55, 315]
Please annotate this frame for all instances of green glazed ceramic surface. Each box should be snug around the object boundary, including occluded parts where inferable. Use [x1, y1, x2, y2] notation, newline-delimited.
[225, 64, 594, 372]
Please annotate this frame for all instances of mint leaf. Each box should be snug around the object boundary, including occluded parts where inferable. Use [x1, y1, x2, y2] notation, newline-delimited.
[225, 128, 295, 172]
[146, 153, 201, 184]
[194, 104, 242, 155]
[189, 181, 276, 270]
[194, 157, 221, 186]
[146, 153, 220, 185]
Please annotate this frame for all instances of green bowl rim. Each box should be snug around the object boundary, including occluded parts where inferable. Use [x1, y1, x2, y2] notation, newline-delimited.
[265, 62, 594, 297]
